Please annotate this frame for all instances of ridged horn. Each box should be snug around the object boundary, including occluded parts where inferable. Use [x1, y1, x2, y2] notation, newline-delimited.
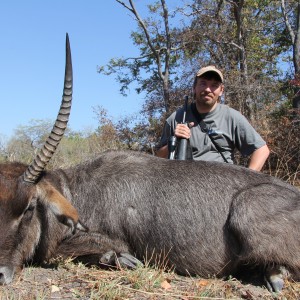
[23, 33, 73, 183]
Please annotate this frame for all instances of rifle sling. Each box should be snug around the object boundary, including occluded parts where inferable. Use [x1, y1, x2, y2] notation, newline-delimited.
[190, 103, 229, 163]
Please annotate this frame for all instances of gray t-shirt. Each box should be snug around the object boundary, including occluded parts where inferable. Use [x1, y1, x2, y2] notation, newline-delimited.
[158, 103, 266, 163]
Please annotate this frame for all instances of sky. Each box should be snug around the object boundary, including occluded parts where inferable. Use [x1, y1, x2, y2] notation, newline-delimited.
[0, 1, 180, 140]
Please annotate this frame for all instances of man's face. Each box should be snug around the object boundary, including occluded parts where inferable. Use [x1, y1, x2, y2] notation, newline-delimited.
[193, 77, 224, 109]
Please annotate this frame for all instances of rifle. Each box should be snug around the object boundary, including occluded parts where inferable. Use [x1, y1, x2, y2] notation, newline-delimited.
[167, 135, 177, 160]
[168, 96, 191, 160]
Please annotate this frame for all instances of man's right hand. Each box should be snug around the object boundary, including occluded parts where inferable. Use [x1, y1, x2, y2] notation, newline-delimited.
[174, 123, 194, 139]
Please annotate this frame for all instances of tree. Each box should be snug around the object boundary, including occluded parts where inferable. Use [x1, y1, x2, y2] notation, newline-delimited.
[280, 0, 300, 113]
[93, 105, 157, 154]
[101, 0, 293, 122]
[3, 119, 54, 163]
[2, 119, 97, 168]
[0, 134, 8, 162]
[178, 0, 288, 122]
[99, 0, 184, 115]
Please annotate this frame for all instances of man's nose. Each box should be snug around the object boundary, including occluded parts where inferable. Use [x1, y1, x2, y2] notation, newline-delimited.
[204, 85, 213, 92]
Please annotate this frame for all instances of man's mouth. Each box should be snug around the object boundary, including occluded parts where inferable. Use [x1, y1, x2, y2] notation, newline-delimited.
[202, 93, 213, 100]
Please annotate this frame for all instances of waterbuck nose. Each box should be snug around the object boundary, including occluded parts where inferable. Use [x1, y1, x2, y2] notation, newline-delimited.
[0, 266, 15, 285]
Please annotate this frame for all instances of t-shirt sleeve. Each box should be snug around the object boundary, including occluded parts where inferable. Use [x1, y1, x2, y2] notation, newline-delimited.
[155, 111, 179, 150]
[234, 113, 266, 156]
[156, 121, 172, 149]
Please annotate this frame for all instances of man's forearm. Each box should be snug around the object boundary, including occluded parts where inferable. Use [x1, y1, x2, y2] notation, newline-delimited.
[248, 144, 270, 171]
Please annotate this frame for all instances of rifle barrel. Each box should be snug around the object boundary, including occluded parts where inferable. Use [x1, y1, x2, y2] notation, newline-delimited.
[176, 95, 189, 160]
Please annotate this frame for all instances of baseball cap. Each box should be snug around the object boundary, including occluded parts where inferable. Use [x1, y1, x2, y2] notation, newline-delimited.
[196, 66, 224, 82]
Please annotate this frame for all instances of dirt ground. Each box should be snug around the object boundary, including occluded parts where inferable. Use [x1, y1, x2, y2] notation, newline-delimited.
[0, 262, 299, 300]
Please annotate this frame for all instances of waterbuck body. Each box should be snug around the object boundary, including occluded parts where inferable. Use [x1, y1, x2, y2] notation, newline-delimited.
[1, 151, 299, 291]
[0, 34, 299, 292]
[51, 150, 300, 282]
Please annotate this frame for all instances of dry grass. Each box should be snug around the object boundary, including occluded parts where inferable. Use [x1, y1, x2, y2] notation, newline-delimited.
[0, 260, 299, 300]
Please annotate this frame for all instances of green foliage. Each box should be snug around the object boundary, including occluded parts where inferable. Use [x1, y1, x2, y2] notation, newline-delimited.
[99, 0, 184, 114]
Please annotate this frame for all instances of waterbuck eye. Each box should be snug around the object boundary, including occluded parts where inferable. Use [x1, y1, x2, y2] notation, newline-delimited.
[24, 198, 37, 216]
[26, 204, 35, 212]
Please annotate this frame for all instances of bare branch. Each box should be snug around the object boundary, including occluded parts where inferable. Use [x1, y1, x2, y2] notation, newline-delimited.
[281, 0, 295, 43]
[161, 0, 171, 78]
[128, 1, 161, 65]
[123, 45, 183, 62]
[115, 0, 134, 13]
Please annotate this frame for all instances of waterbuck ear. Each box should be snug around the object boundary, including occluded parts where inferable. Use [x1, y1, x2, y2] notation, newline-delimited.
[37, 181, 88, 233]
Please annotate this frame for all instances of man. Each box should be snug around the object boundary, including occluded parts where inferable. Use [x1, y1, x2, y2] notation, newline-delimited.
[156, 66, 270, 171]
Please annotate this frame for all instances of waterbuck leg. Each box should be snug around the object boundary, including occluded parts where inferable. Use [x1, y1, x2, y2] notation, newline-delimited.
[264, 265, 290, 292]
[100, 251, 143, 269]
[56, 231, 142, 269]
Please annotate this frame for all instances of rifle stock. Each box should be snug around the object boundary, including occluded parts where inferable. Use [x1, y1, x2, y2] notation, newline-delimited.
[176, 138, 189, 160]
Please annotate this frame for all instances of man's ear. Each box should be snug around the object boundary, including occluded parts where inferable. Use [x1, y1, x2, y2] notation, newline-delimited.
[219, 84, 224, 96]
[192, 88, 196, 100]
[37, 181, 88, 233]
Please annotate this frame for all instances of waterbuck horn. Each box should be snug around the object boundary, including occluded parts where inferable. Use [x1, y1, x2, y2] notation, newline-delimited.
[23, 33, 73, 183]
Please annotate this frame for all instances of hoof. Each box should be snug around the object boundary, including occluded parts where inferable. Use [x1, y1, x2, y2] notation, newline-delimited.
[117, 252, 143, 269]
[100, 251, 143, 269]
[264, 265, 289, 292]
[100, 250, 116, 265]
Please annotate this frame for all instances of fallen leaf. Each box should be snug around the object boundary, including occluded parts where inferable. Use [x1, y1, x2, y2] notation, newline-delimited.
[51, 285, 60, 293]
[161, 280, 172, 290]
[241, 290, 254, 299]
[197, 279, 209, 287]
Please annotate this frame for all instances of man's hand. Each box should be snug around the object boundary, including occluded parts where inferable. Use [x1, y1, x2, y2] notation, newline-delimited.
[156, 122, 194, 159]
[175, 122, 194, 139]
